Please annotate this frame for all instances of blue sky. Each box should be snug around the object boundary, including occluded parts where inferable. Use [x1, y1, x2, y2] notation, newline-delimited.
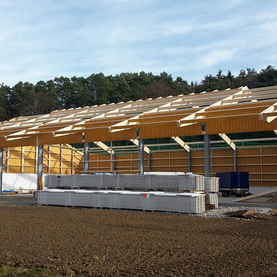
[1, 0, 277, 86]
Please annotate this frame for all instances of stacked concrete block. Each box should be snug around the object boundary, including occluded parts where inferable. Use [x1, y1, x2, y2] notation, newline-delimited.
[204, 177, 219, 192]
[38, 190, 206, 214]
[44, 173, 204, 192]
[203, 177, 219, 209]
[205, 193, 219, 208]
[40, 172, 217, 213]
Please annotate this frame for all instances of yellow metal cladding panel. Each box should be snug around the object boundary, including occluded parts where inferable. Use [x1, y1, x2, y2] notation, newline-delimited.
[250, 181, 262, 187]
[89, 154, 110, 172]
[115, 154, 140, 173]
[211, 149, 233, 157]
[140, 123, 202, 139]
[8, 166, 21, 173]
[0, 137, 37, 148]
[87, 147, 277, 186]
[39, 133, 83, 145]
[211, 165, 234, 173]
[206, 117, 277, 134]
[85, 128, 137, 142]
[237, 148, 261, 156]
[262, 148, 277, 155]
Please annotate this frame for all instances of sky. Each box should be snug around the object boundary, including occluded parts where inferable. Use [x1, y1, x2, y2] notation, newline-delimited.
[1, 0, 277, 86]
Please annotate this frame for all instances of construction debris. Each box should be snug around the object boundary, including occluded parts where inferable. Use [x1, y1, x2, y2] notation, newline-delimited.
[267, 195, 277, 203]
[269, 208, 277, 216]
[225, 209, 269, 220]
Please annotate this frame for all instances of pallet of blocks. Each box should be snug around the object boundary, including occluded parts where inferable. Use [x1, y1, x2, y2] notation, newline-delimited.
[38, 190, 206, 214]
[203, 177, 219, 209]
[39, 173, 216, 214]
[44, 173, 204, 192]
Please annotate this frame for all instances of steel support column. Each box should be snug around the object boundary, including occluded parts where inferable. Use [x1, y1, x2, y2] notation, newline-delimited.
[204, 134, 211, 177]
[37, 145, 43, 192]
[148, 152, 151, 172]
[234, 150, 237, 172]
[188, 151, 192, 172]
[83, 142, 90, 174]
[111, 154, 116, 172]
[0, 148, 3, 196]
[138, 138, 144, 175]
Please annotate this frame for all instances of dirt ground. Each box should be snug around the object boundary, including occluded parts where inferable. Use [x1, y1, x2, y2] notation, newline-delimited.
[0, 206, 276, 277]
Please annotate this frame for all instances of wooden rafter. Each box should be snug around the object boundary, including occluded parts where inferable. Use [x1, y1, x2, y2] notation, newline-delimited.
[178, 87, 248, 127]
[93, 141, 114, 155]
[171, 137, 190, 152]
[259, 101, 277, 123]
[218, 133, 236, 151]
[129, 139, 151, 154]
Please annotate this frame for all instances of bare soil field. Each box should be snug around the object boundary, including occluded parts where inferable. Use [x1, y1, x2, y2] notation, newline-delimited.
[0, 206, 276, 277]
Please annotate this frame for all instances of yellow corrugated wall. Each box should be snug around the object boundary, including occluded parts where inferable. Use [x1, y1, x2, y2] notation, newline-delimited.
[3, 145, 83, 175]
[89, 147, 277, 187]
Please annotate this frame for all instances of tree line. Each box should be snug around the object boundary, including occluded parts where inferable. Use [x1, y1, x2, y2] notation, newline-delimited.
[0, 65, 276, 121]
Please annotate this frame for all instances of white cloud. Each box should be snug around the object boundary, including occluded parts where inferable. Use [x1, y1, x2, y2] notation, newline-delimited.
[0, 0, 277, 86]
[201, 50, 237, 67]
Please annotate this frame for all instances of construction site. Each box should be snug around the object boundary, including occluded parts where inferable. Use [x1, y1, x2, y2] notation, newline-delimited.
[0, 85, 277, 276]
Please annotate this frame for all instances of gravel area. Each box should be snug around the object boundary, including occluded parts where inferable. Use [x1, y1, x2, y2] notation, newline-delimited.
[194, 206, 273, 218]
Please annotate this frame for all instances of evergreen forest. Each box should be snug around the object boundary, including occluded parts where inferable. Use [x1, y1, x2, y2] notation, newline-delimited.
[0, 65, 277, 121]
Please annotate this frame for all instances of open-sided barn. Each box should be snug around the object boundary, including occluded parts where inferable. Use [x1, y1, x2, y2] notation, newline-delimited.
[0, 85, 277, 191]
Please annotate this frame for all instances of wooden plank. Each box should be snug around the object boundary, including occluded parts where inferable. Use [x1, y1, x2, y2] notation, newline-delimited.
[233, 188, 277, 202]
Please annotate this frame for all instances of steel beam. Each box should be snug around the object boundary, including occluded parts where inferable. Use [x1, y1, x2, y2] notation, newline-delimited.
[83, 142, 90, 174]
[148, 152, 151, 172]
[234, 150, 237, 172]
[188, 151, 191, 172]
[37, 145, 43, 192]
[138, 138, 144, 175]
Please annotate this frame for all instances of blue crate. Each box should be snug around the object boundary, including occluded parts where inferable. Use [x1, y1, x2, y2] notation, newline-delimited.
[216, 172, 249, 190]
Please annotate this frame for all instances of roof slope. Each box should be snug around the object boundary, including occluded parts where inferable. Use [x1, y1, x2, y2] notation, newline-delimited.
[1, 85, 277, 147]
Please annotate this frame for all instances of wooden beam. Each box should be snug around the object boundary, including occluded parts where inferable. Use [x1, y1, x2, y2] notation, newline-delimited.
[179, 87, 248, 127]
[219, 133, 236, 151]
[110, 96, 188, 132]
[130, 139, 150, 154]
[93, 141, 114, 155]
[52, 103, 134, 137]
[233, 188, 277, 202]
[259, 101, 277, 123]
[171, 136, 190, 152]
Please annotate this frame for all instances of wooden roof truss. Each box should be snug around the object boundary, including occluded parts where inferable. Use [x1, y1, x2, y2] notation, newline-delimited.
[1, 86, 277, 147]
